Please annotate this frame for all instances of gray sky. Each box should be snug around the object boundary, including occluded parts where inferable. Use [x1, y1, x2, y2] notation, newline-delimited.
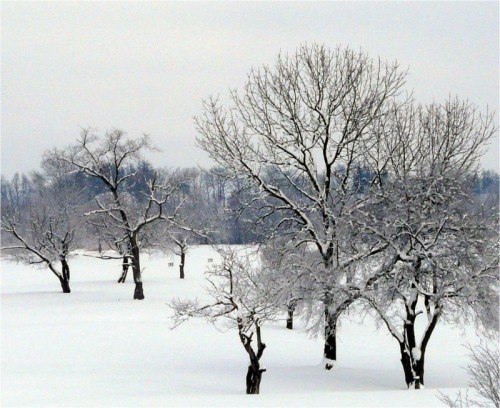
[2, 1, 498, 178]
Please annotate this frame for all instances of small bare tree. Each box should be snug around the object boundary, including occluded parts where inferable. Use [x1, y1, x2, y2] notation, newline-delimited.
[466, 343, 500, 407]
[49, 129, 179, 299]
[171, 246, 283, 394]
[260, 237, 306, 330]
[2, 213, 75, 293]
[150, 168, 214, 279]
[171, 233, 189, 279]
[439, 343, 499, 408]
[1, 166, 81, 293]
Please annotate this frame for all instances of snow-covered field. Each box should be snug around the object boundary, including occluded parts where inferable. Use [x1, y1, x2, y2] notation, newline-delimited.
[1, 246, 482, 407]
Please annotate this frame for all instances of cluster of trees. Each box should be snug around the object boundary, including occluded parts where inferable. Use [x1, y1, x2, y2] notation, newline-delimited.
[1, 44, 498, 397]
[172, 45, 499, 395]
[0, 134, 264, 297]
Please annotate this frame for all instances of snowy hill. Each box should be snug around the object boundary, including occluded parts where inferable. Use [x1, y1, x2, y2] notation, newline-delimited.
[1, 246, 481, 407]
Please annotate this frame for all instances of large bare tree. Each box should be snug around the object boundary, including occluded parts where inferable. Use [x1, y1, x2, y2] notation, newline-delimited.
[196, 44, 408, 368]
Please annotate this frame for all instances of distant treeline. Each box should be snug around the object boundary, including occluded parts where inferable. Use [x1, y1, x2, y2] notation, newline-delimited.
[1, 163, 498, 247]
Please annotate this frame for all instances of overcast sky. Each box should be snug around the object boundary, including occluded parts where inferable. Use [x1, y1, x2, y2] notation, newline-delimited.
[2, 1, 498, 178]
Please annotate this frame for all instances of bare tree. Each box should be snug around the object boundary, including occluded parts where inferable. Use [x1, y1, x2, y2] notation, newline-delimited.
[439, 343, 499, 408]
[466, 343, 500, 407]
[1, 167, 81, 293]
[258, 236, 318, 331]
[171, 233, 189, 279]
[49, 129, 178, 299]
[2, 210, 75, 293]
[196, 43, 408, 368]
[171, 246, 283, 394]
[149, 167, 216, 279]
[360, 98, 498, 389]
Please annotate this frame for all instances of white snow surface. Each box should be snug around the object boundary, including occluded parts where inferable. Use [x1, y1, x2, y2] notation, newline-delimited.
[0, 246, 484, 407]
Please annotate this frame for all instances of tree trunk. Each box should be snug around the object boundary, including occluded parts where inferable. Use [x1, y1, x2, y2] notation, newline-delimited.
[239, 324, 266, 395]
[323, 305, 337, 370]
[399, 342, 425, 389]
[286, 300, 296, 330]
[399, 342, 415, 388]
[118, 255, 129, 283]
[179, 250, 185, 279]
[246, 364, 265, 394]
[400, 303, 438, 389]
[134, 281, 144, 300]
[59, 275, 71, 293]
[399, 281, 425, 389]
[58, 258, 71, 293]
[416, 353, 425, 387]
[130, 240, 144, 300]
[401, 281, 424, 388]
[61, 258, 70, 282]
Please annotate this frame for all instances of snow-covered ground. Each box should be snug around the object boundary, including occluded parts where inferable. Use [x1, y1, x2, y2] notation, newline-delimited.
[1, 246, 482, 407]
